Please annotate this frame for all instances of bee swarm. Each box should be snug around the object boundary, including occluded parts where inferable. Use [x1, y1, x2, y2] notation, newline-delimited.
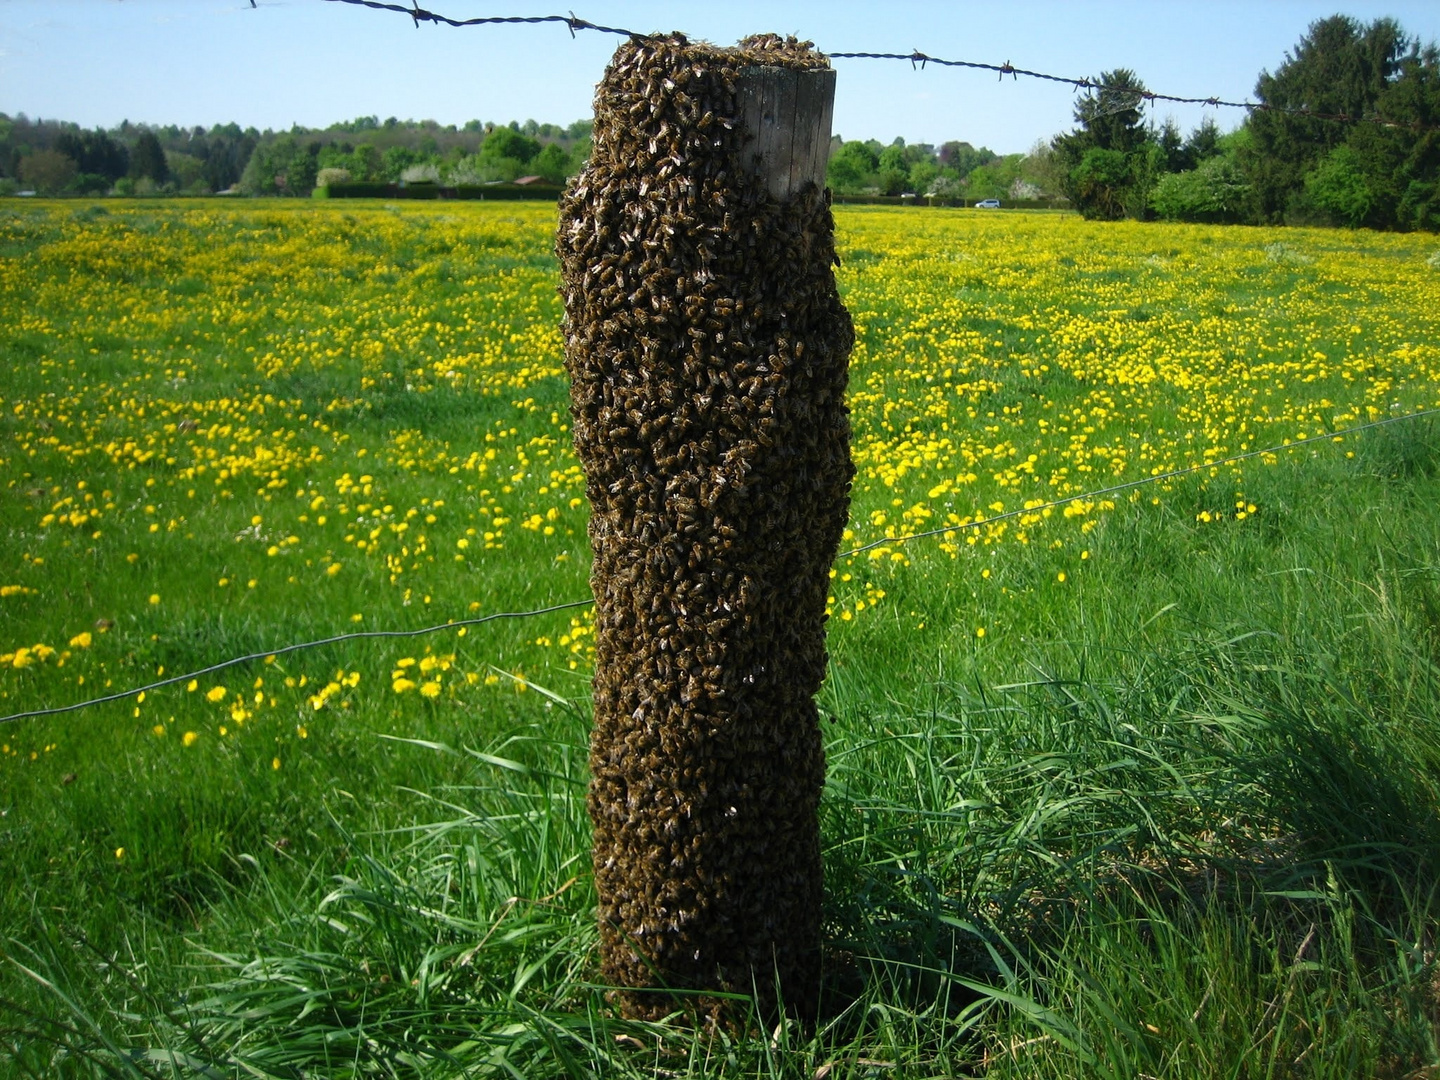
[557, 33, 853, 1022]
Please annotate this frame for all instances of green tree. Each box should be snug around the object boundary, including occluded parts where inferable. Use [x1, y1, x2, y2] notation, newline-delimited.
[382, 145, 420, 180]
[1347, 38, 1440, 230]
[533, 142, 570, 184]
[352, 143, 384, 182]
[826, 140, 878, 192]
[479, 126, 540, 166]
[1304, 144, 1375, 227]
[129, 131, 169, 184]
[1052, 69, 1154, 218]
[876, 143, 909, 194]
[937, 140, 996, 178]
[1150, 155, 1252, 222]
[1019, 139, 1065, 198]
[1155, 117, 1189, 172]
[238, 134, 319, 195]
[165, 151, 206, 192]
[1185, 117, 1222, 164]
[876, 144, 908, 176]
[19, 149, 76, 194]
[285, 141, 321, 193]
[965, 163, 1004, 200]
[199, 124, 257, 191]
[908, 159, 939, 195]
[54, 129, 128, 181]
[1072, 69, 1150, 153]
[1247, 16, 1411, 223]
[1069, 148, 1131, 219]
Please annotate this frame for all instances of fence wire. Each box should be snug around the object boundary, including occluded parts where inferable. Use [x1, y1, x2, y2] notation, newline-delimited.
[839, 407, 1440, 558]
[318, 0, 1440, 134]
[4, 407, 1436, 727]
[0, 600, 592, 725]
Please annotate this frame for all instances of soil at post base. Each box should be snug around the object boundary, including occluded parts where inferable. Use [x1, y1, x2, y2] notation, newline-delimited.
[556, 33, 853, 1023]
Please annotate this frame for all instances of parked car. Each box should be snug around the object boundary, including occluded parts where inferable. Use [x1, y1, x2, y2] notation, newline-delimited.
[974, 199, 1001, 209]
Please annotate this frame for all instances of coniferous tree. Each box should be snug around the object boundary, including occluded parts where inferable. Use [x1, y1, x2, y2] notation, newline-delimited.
[54, 129, 128, 182]
[1051, 69, 1153, 219]
[1247, 16, 1410, 223]
[129, 130, 169, 184]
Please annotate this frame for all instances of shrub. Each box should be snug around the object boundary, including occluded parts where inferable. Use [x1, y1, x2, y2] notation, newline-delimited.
[1304, 145, 1374, 228]
[1151, 157, 1252, 224]
[400, 164, 441, 184]
[19, 149, 77, 195]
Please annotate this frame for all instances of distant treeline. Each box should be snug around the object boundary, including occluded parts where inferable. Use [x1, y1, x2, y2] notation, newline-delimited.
[822, 14, 1439, 231]
[0, 115, 593, 198]
[824, 136, 1046, 203]
[4, 14, 1437, 231]
[1045, 15, 1440, 230]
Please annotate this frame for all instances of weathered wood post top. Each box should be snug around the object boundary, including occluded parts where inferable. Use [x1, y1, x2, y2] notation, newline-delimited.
[736, 66, 837, 198]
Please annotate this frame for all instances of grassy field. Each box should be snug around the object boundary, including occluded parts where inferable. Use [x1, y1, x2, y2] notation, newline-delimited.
[3, 199, 1440, 1077]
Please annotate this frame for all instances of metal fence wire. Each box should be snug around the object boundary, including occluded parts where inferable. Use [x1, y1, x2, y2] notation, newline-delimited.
[6, 7, 1437, 725]
[5, 408, 1437, 726]
[319, 0, 1440, 133]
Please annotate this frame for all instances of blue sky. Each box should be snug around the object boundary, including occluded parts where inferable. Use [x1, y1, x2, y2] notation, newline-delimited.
[4, 1, 1440, 154]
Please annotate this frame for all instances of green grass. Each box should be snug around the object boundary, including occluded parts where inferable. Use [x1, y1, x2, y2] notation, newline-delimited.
[2, 201, 1440, 1076]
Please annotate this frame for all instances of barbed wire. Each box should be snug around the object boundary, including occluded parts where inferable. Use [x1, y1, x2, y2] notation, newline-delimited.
[319, 0, 638, 37]
[839, 407, 1440, 559]
[0, 599, 592, 725]
[5, 407, 1436, 727]
[318, 0, 1440, 134]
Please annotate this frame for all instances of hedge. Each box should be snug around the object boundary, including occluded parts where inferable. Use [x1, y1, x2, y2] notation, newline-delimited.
[314, 181, 564, 201]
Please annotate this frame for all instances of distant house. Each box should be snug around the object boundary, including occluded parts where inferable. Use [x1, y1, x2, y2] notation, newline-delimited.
[513, 175, 545, 186]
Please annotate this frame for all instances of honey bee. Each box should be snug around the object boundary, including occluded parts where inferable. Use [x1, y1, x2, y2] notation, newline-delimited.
[559, 30, 849, 1026]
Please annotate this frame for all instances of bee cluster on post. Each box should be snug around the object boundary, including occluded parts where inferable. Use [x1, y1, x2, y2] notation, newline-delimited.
[557, 32, 853, 1024]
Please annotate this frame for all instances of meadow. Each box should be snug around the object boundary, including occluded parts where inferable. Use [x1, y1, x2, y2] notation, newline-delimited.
[3, 199, 1440, 1077]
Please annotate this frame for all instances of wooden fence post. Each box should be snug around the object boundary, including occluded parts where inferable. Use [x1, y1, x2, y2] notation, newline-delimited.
[557, 33, 851, 1024]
